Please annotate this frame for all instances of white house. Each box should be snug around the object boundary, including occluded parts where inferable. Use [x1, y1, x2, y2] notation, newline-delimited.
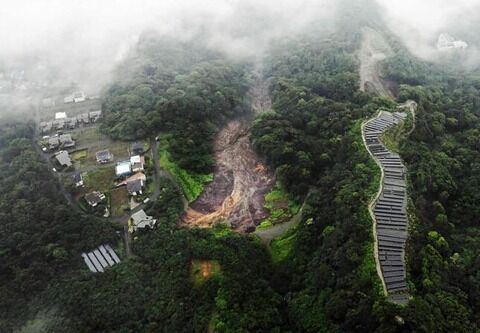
[129, 209, 156, 232]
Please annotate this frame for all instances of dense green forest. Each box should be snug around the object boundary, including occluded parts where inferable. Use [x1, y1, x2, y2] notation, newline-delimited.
[0, 124, 116, 331]
[101, 36, 250, 174]
[3, 3, 480, 331]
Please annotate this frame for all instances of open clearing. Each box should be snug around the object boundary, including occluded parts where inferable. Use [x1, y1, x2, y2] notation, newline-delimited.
[191, 260, 221, 286]
[73, 127, 130, 170]
[83, 166, 115, 193]
[110, 186, 129, 217]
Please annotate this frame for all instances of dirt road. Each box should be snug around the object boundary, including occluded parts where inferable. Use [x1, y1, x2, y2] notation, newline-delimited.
[182, 64, 275, 232]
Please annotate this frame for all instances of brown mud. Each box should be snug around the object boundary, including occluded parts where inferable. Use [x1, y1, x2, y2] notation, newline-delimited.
[182, 64, 274, 232]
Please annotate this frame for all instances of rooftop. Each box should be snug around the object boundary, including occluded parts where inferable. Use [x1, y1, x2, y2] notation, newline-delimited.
[55, 150, 72, 167]
[115, 160, 132, 176]
[127, 179, 143, 194]
[55, 112, 67, 120]
[129, 209, 156, 232]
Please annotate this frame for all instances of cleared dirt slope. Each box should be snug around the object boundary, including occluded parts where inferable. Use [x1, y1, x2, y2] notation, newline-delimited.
[182, 64, 275, 232]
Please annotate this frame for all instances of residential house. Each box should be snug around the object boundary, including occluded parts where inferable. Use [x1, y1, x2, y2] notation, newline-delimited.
[66, 117, 77, 129]
[130, 155, 145, 172]
[131, 142, 145, 155]
[89, 110, 102, 122]
[55, 150, 72, 167]
[73, 91, 86, 103]
[77, 113, 90, 124]
[48, 136, 60, 149]
[127, 179, 143, 195]
[59, 134, 75, 148]
[55, 112, 67, 119]
[84, 191, 106, 207]
[73, 172, 84, 187]
[64, 95, 74, 103]
[129, 209, 156, 232]
[54, 119, 65, 130]
[96, 150, 113, 164]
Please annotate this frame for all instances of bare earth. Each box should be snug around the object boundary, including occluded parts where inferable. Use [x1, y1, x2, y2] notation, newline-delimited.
[359, 27, 393, 98]
[182, 65, 275, 232]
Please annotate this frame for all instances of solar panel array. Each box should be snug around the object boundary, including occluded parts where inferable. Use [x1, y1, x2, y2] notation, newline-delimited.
[363, 111, 409, 304]
[82, 244, 121, 273]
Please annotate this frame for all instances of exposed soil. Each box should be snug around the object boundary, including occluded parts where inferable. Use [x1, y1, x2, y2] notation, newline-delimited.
[359, 27, 393, 98]
[182, 64, 275, 232]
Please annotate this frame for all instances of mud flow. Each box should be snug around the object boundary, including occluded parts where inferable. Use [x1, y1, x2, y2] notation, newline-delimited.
[182, 65, 274, 232]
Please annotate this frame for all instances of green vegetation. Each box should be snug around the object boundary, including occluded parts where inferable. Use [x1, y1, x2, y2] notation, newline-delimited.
[159, 136, 213, 201]
[70, 148, 88, 161]
[0, 124, 117, 332]
[270, 227, 297, 263]
[83, 166, 115, 193]
[258, 183, 300, 230]
[110, 186, 129, 216]
[101, 37, 249, 175]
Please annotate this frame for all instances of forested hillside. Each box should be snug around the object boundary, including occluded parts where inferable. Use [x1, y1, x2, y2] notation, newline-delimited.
[101, 35, 250, 173]
[0, 124, 116, 331]
[3, 4, 480, 332]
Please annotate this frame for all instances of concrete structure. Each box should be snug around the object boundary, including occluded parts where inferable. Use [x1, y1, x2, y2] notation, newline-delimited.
[82, 244, 121, 273]
[55, 150, 72, 167]
[129, 209, 156, 232]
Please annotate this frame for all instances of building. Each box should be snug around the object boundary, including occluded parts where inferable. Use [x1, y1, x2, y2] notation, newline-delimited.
[59, 134, 75, 148]
[77, 113, 90, 124]
[130, 155, 145, 172]
[48, 136, 60, 149]
[129, 209, 156, 232]
[55, 112, 67, 120]
[54, 119, 65, 130]
[55, 150, 72, 167]
[127, 179, 143, 195]
[131, 142, 145, 155]
[73, 172, 84, 187]
[64, 95, 74, 104]
[96, 150, 113, 164]
[66, 117, 77, 129]
[89, 110, 102, 122]
[73, 91, 86, 103]
[115, 160, 132, 177]
[84, 191, 105, 207]
[40, 121, 53, 133]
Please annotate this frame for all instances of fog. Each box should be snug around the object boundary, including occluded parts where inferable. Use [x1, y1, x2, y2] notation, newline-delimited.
[377, 0, 480, 66]
[1, 0, 480, 120]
